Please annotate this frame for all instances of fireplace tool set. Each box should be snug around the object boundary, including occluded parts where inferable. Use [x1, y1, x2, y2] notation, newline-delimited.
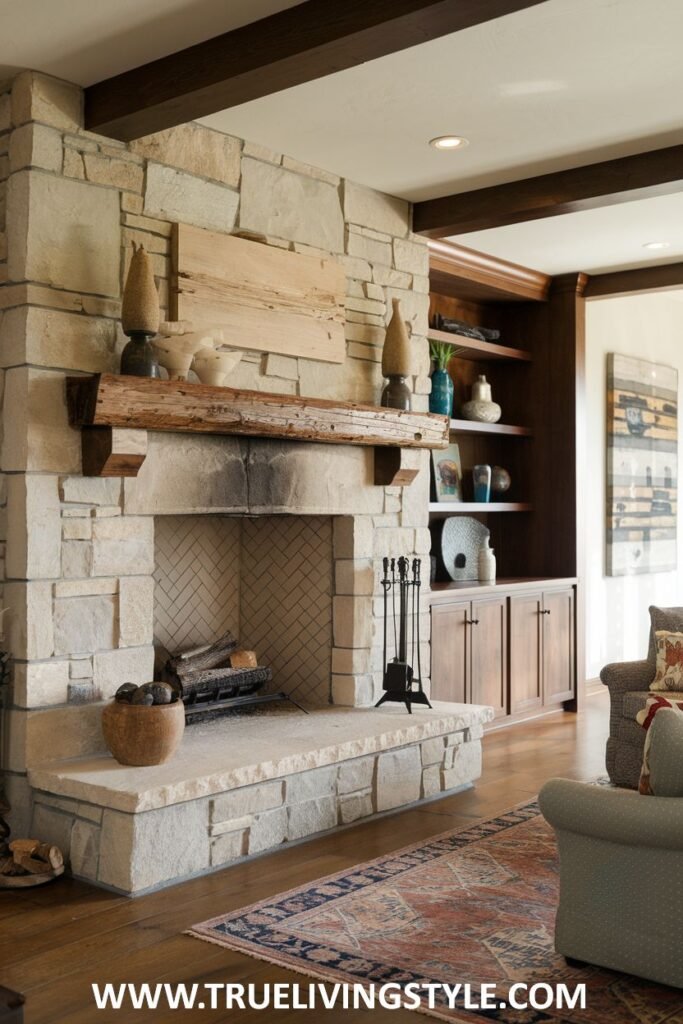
[375, 556, 432, 714]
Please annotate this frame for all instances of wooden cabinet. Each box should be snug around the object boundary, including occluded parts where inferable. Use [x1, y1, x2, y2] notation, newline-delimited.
[469, 596, 507, 718]
[431, 600, 469, 704]
[431, 595, 507, 718]
[509, 591, 543, 714]
[542, 587, 575, 705]
[431, 580, 576, 726]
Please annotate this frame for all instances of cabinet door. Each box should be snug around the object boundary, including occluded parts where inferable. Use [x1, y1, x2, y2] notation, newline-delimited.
[509, 592, 543, 714]
[470, 596, 507, 718]
[543, 588, 575, 705]
[430, 601, 470, 704]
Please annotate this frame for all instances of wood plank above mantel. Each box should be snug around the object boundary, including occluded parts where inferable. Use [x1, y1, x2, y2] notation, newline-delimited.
[66, 374, 449, 482]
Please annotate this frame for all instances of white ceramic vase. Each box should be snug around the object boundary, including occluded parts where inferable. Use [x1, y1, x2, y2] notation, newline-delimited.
[478, 537, 496, 582]
[462, 374, 501, 423]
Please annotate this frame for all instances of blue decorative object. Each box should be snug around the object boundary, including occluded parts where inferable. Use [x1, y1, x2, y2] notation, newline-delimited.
[473, 464, 492, 503]
[429, 368, 454, 416]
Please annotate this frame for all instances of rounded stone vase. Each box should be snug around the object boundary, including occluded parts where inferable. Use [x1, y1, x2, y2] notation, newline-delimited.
[102, 700, 185, 766]
[429, 368, 454, 416]
[461, 374, 501, 423]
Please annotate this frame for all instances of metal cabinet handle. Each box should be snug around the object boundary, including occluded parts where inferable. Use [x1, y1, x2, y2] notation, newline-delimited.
[540, 609, 551, 615]
[466, 618, 480, 625]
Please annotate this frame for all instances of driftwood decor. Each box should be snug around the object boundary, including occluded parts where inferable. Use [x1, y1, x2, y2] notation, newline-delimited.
[172, 225, 346, 364]
[66, 374, 450, 481]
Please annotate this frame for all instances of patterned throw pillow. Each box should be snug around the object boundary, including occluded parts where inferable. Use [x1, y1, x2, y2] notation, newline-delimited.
[650, 630, 683, 691]
[636, 694, 683, 794]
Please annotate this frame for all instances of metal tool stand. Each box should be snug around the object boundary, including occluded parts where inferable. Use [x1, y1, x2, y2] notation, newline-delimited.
[375, 556, 432, 714]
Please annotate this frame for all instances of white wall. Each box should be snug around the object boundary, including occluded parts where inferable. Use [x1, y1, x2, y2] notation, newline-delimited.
[585, 290, 683, 679]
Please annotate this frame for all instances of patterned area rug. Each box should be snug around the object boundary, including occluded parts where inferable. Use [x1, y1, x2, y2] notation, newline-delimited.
[189, 802, 683, 1022]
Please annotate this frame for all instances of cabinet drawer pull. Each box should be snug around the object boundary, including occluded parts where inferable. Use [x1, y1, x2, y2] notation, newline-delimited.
[541, 608, 551, 615]
[466, 618, 480, 625]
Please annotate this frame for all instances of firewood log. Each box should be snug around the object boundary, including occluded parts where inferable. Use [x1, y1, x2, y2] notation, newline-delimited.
[167, 630, 238, 679]
[9, 838, 39, 855]
[13, 852, 50, 875]
[35, 844, 64, 870]
[230, 649, 257, 669]
[174, 666, 271, 700]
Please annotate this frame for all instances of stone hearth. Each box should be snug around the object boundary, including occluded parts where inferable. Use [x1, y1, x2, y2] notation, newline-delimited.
[28, 702, 491, 893]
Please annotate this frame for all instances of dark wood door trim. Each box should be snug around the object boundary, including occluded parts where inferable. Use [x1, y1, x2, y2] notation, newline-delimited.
[414, 145, 683, 237]
[84, 0, 549, 140]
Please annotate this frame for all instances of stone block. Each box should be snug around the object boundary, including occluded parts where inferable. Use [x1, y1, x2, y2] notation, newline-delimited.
[300, 354, 384, 404]
[92, 515, 154, 576]
[210, 814, 252, 837]
[338, 756, 375, 795]
[441, 741, 482, 790]
[6, 474, 62, 579]
[62, 541, 93, 579]
[333, 595, 373, 648]
[4, 774, 32, 840]
[248, 806, 288, 854]
[211, 829, 248, 866]
[61, 477, 122, 507]
[384, 288, 430, 336]
[2, 366, 81, 473]
[62, 147, 84, 179]
[53, 595, 117, 656]
[9, 123, 62, 172]
[373, 527, 415, 557]
[62, 519, 93, 541]
[331, 647, 371, 675]
[281, 155, 339, 186]
[339, 790, 373, 824]
[93, 646, 154, 699]
[70, 656, 94, 679]
[70, 818, 100, 880]
[240, 157, 344, 252]
[286, 765, 337, 804]
[12, 659, 70, 708]
[9, 171, 120, 297]
[333, 516, 374, 559]
[242, 140, 282, 164]
[422, 764, 442, 798]
[99, 800, 209, 893]
[331, 674, 373, 707]
[132, 123, 241, 187]
[118, 576, 154, 648]
[68, 682, 96, 703]
[144, 162, 238, 233]
[82, 153, 143, 192]
[287, 795, 337, 840]
[393, 238, 428, 275]
[211, 780, 284, 823]
[344, 182, 409, 238]
[11, 71, 82, 131]
[264, 353, 298, 380]
[372, 265, 412, 288]
[346, 230, 392, 266]
[24, 704, 105, 765]
[4, 580, 54, 659]
[334, 559, 374, 596]
[22, 307, 119, 373]
[421, 736, 446, 766]
[77, 802, 103, 823]
[376, 746, 422, 811]
[30, 802, 74, 856]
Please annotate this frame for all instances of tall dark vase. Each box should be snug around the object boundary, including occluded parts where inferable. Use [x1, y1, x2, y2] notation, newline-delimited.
[429, 368, 453, 416]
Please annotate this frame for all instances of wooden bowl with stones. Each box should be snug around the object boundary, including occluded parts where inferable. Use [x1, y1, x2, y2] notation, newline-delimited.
[102, 683, 185, 767]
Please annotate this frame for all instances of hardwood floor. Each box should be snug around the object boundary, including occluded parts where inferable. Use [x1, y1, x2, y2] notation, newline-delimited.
[0, 693, 609, 1024]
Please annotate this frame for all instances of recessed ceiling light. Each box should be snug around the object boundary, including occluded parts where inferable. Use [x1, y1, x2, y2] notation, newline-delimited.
[429, 135, 469, 151]
[643, 241, 671, 250]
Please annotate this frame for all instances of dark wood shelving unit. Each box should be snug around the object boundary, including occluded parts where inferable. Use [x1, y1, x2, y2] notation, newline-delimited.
[449, 419, 532, 437]
[429, 502, 533, 515]
[426, 239, 586, 721]
[428, 327, 531, 362]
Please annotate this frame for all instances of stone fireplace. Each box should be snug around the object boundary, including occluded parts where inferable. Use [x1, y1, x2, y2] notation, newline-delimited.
[0, 70, 491, 895]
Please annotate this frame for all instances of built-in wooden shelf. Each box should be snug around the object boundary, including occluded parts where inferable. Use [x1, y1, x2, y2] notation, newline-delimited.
[429, 502, 533, 516]
[66, 374, 450, 482]
[428, 327, 531, 363]
[449, 419, 532, 437]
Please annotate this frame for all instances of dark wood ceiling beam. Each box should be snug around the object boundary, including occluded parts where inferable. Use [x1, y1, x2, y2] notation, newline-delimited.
[84, 0, 548, 141]
[414, 145, 683, 237]
[585, 262, 683, 299]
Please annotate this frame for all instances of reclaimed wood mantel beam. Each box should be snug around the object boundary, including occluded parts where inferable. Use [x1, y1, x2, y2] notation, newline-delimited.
[66, 375, 449, 478]
[84, 0, 548, 140]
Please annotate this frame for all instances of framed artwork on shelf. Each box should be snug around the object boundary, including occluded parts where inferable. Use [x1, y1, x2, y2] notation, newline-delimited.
[607, 353, 678, 576]
[432, 443, 463, 502]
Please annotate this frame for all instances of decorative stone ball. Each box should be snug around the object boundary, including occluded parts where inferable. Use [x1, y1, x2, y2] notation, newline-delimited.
[115, 682, 138, 704]
[130, 688, 155, 706]
[134, 681, 176, 705]
[491, 466, 512, 495]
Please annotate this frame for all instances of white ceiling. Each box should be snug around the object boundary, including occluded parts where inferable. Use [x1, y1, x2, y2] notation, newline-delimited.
[2, 0, 683, 275]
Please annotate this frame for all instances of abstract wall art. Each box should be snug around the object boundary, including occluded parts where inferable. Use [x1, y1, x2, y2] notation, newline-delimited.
[607, 353, 678, 576]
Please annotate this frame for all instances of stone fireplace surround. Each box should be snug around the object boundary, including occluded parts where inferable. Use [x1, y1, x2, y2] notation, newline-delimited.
[9, 430, 490, 893]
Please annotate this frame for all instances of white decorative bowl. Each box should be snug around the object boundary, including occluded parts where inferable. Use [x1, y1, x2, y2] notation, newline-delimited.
[192, 348, 242, 387]
[152, 335, 217, 380]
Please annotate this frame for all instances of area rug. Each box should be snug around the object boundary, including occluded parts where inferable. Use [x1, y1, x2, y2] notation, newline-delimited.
[189, 801, 683, 1022]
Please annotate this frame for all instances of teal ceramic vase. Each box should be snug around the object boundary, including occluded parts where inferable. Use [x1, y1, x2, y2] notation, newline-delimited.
[429, 369, 453, 416]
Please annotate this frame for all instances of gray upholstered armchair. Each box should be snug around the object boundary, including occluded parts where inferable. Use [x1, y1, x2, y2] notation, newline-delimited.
[601, 605, 683, 789]
[540, 709, 683, 989]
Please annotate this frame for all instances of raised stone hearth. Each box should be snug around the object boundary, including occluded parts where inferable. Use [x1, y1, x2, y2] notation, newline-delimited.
[28, 702, 491, 893]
